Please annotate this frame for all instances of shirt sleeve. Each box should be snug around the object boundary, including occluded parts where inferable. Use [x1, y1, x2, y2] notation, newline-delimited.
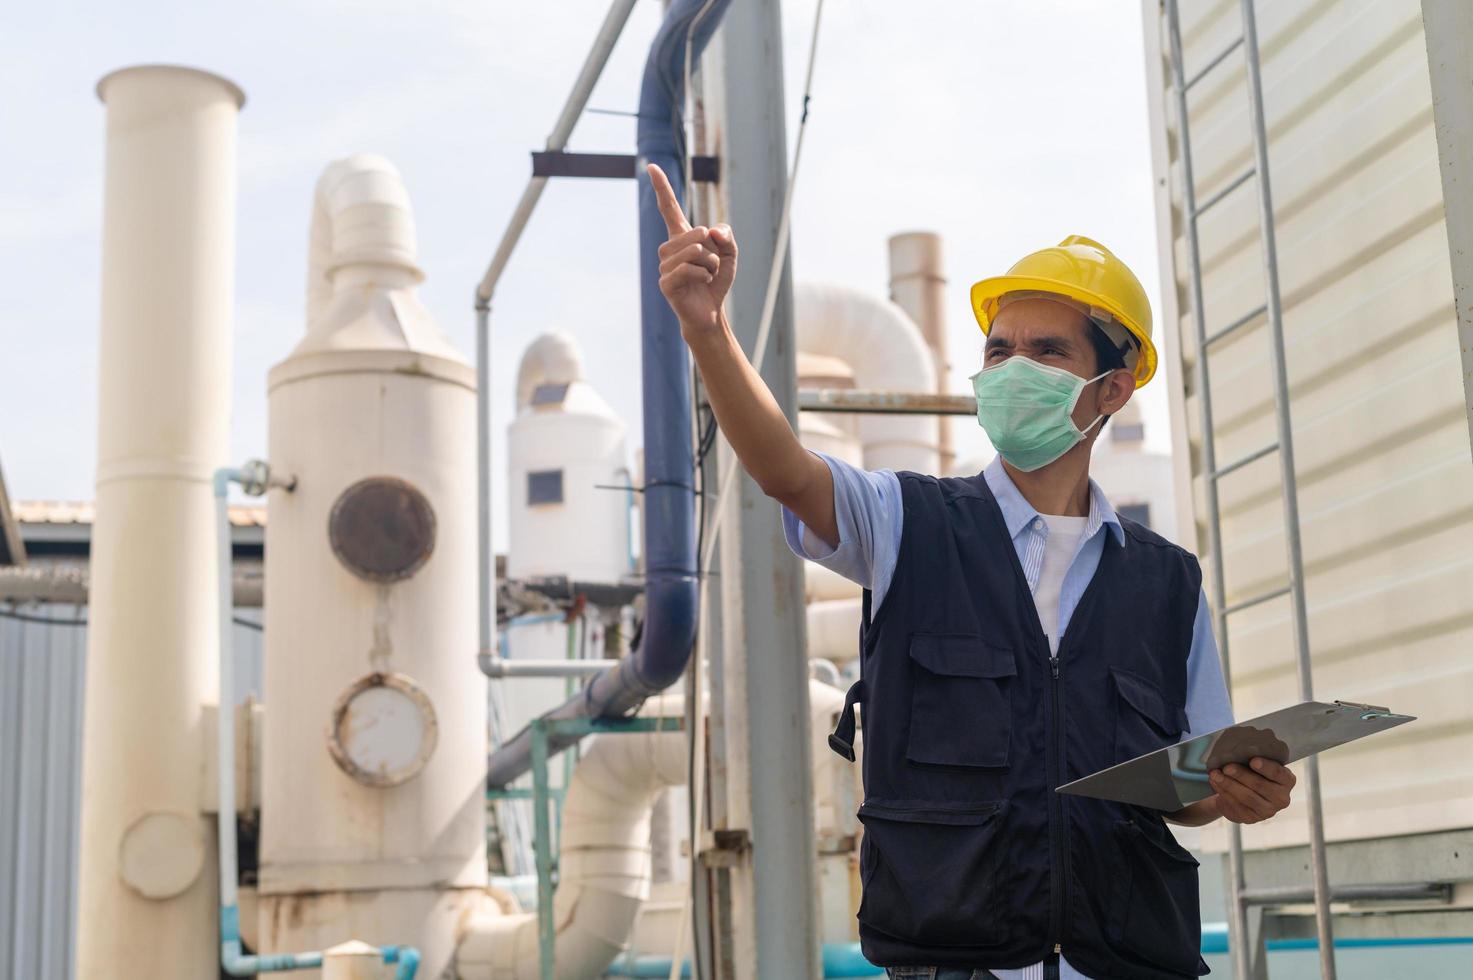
[779, 451, 904, 609]
[1182, 588, 1236, 739]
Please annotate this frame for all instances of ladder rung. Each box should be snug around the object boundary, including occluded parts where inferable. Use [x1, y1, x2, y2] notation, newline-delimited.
[1223, 584, 1291, 616]
[1192, 166, 1256, 219]
[1210, 441, 1278, 481]
[1240, 882, 1449, 906]
[1185, 35, 1245, 91]
[1205, 303, 1268, 348]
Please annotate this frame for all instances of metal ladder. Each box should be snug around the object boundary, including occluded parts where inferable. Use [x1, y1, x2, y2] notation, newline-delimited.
[1163, 2, 1336, 978]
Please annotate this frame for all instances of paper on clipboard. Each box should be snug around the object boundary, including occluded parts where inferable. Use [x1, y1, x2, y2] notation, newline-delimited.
[1055, 700, 1416, 812]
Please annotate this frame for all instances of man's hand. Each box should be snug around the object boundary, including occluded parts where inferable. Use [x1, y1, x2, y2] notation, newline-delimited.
[1210, 757, 1296, 824]
[1165, 757, 1296, 827]
[649, 163, 738, 335]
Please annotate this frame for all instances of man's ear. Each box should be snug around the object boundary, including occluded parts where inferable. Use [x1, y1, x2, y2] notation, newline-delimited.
[1098, 370, 1134, 417]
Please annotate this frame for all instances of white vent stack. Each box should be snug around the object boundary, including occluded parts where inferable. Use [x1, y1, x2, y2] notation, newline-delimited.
[506, 332, 630, 584]
[78, 65, 244, 978]
[261, 154, 490, 975]
[888, 232, 954, 473]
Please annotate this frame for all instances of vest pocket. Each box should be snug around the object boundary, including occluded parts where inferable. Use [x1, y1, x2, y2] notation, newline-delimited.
[1108, 816, 1203, 975]
[906, 634, 1016, 768]
[1110, 664, 1188, 763]
[857, 800, 1007, 947]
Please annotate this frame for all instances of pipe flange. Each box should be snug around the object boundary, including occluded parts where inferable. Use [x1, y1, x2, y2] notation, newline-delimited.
[326, 671, 439, 787]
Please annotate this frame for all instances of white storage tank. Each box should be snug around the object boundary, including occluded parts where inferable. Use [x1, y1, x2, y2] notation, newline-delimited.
[506, 333, 631, 585]
[260, 155, 489, 975]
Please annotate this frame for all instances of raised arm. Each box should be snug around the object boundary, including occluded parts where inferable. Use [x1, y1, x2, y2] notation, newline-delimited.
[648, 163, 839, 546]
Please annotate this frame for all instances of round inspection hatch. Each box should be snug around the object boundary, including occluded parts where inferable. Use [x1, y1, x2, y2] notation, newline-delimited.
[327, 476, 436, 582]
[327, 672, 439, 787]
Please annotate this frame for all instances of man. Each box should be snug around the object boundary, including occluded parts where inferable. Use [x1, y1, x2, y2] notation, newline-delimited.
[646, 163, 1297, 980]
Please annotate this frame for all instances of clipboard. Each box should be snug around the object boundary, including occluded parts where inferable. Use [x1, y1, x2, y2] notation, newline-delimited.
[1055, 700, 1416, 811]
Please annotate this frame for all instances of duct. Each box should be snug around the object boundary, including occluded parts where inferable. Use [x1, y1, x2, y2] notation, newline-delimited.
[458, 699, 689, 978]
[298, 154, 461, 366]
[515, 332, 585, 411]
[795, 282, 940, 472]
[306, 153, 421, 325]
[484, 0, 733, 790]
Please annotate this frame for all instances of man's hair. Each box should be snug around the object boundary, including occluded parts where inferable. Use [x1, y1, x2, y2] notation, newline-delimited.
[1089, 322, 1129, 375]
[1087, 322, 1129, 431]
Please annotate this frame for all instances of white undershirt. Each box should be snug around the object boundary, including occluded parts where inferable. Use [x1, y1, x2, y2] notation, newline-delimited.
[1032, 514, 1088, 655]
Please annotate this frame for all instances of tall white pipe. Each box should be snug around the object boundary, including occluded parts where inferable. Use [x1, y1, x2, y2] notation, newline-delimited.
[887, 232, 953, 472]
[78, 64, 243, 978]
[795, 282, 940, 472]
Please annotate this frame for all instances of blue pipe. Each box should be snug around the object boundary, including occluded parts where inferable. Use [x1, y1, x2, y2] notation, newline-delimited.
[486, 0, 733, 788]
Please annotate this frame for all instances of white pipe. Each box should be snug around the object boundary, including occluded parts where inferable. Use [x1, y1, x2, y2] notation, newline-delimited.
[795, 282, 939, 472]
[806, 597, 864, 665]
[79, 65, 242, 979]
[481, 658, 621, 678]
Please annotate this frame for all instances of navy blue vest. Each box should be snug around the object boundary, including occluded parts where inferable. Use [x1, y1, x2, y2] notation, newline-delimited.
[829, 471, 1209, 979]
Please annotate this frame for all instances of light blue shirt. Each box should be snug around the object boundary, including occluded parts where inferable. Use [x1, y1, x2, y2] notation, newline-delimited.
[782, 454, 1234, 980]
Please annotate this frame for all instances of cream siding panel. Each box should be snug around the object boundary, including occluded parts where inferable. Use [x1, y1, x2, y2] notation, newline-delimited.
[1143, 0, 1473, 850]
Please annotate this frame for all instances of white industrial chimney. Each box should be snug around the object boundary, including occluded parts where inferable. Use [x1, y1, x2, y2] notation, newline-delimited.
[78, 64, 244, 978]
[261, 154, 491, 975]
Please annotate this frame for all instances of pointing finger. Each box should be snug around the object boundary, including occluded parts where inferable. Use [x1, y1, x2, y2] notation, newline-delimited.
[646, 163, 690, 236]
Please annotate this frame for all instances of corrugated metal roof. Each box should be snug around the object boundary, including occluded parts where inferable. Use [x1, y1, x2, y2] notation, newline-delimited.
[1144, 0, 1473, 849]
[13, 500, 268, 528]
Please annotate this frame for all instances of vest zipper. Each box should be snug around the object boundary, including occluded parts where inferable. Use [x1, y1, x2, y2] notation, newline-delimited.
[1047, 651, 1070, 960]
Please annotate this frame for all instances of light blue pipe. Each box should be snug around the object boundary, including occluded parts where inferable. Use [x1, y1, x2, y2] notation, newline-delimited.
[604, 942, 884, 978]
[1200, 921, 1473, 955]
[213, 465, 420, 978]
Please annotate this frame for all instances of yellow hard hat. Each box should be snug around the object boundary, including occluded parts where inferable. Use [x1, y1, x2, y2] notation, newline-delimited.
[969, 235, 1156, 387]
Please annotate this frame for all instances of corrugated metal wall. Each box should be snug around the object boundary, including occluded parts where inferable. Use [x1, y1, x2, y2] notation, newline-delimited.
[1143, 0, 1473, 850]
[0, 607, 263, 980]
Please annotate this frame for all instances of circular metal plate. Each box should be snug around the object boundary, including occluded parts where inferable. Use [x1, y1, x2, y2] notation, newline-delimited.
[118, 810, 204, 899]
[327, 477, 436, 582]
[326, 672, 438, 787]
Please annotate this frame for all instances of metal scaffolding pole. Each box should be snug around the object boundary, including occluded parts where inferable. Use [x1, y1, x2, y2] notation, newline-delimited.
[707, 0, 821, 974]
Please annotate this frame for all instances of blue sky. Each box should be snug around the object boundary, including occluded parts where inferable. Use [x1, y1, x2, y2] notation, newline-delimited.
[1, 0, 1172, 550]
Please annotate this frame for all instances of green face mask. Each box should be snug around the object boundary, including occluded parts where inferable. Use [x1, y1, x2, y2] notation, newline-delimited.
[970, 357, 1109, 472]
